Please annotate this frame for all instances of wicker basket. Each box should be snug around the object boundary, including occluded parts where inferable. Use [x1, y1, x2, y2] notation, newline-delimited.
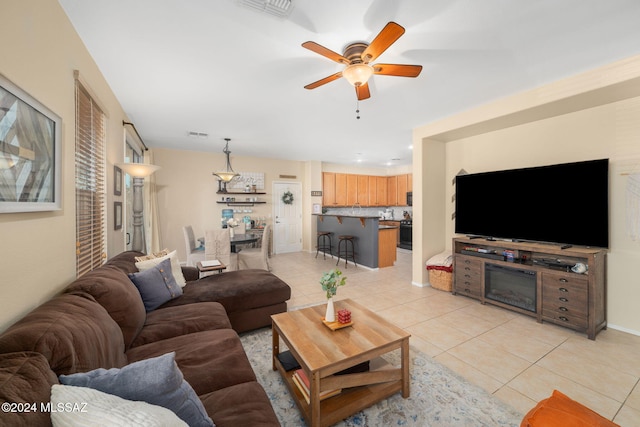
[428, 269, 452, 292]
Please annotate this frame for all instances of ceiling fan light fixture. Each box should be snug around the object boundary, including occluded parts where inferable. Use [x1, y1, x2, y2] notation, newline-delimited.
[343, 63, 374, 87]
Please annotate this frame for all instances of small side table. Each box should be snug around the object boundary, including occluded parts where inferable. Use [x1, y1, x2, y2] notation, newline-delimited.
[196, 261, 227, 277]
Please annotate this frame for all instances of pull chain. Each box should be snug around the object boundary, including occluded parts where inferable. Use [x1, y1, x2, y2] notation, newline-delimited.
[355, 100, 361, 120]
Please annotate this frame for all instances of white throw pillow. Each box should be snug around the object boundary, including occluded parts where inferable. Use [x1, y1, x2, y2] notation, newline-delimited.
[50, 384, 188, 426]
[135, 250, 187, 287]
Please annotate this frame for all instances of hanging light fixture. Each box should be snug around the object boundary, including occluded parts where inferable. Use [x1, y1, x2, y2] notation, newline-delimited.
[213, 138, 239, 183]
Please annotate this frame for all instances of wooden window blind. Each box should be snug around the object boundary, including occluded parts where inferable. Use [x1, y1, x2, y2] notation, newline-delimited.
[75, 82, 106, 277]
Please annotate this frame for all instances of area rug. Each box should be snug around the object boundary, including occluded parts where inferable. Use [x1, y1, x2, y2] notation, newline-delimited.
[239, 327, 524, 427]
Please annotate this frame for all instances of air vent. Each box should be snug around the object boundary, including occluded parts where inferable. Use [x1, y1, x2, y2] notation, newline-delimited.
[187, 131, 209, 138]
[237, 0, 293, 17]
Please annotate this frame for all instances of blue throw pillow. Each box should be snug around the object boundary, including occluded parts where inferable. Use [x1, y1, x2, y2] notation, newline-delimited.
[128, 257, 183, 311]
[59, 352, 214, 427]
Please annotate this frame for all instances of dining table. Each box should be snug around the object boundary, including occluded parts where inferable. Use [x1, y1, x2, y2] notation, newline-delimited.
[198, 233, 259, 253]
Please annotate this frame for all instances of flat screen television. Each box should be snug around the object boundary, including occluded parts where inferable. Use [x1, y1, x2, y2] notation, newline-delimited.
[454, 159, 609, 248]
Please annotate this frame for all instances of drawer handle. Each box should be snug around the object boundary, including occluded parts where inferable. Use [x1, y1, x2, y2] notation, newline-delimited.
[464, 281, 471, 286]
[559, 297, 569, 302]
[464, 274, 471, 278]
[559, 307, 568, 312]
[464, 260, 471, 264]
[559, 316, 569, 322]
[464, 288, 471, 293]
[559, 287, 568, 292]
[559, 278, 569, 283]
[464, 267, 471, 271]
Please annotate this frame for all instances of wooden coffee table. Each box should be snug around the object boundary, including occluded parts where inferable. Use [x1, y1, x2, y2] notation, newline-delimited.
[271, 299, 410, 427]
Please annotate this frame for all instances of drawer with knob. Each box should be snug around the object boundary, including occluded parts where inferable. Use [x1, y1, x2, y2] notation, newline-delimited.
[453, 255, 482, 299]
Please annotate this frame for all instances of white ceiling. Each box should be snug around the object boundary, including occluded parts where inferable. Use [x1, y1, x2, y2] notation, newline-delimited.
[58, 0, 640, 167]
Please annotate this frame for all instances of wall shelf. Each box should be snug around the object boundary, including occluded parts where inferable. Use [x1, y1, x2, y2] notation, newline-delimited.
[216, 191, 266, 195]
[216, 201, 266, 206]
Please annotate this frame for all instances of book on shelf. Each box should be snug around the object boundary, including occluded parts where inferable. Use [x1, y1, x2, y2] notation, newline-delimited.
[291, 369, 341, 404]
[200, 259, 221, 267]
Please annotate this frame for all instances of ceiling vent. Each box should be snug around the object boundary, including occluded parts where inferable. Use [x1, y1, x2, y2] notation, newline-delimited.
[237, 0, 293, 17]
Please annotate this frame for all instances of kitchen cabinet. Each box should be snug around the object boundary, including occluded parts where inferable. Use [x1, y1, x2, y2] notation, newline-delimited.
[323, 172, 412, 207]
[322, 172, 347, 206]
[387, 176, 398, 206]
[346, 174, 359, 206]
[357, 175, 369, 205]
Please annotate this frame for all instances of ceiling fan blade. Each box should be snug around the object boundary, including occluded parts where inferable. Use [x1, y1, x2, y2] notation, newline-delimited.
[361, 21, 405, 63]
[304, 72, 343, 90]
[373, 63, 423, 77]
[356, 83, 371, 100]
[302, 41, 349, 64]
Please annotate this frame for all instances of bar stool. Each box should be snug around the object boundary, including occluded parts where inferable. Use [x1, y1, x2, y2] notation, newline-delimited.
[316, 231, 332, 259]
[336, 235, 357, 268]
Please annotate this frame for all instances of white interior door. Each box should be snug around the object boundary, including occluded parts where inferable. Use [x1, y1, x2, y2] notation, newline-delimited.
[273, 182, 302, 254]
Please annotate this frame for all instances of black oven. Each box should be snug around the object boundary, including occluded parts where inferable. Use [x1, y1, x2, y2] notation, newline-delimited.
[399, 220, 412, 250]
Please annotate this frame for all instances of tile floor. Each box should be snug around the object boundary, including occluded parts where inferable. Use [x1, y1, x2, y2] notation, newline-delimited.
[269, 249, 640, 426]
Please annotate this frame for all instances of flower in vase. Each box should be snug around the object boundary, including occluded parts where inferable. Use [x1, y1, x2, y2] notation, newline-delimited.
[226, 218, 239, 228]
[320, 269, 347, 300]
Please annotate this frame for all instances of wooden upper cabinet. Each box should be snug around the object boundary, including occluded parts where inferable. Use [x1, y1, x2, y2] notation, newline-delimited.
[322, 172, 337, 206]
[397, 174, 408, 204]
[356, 175, 369, 205]
[323, 172, 412, 206]
[376, 176, 387, 206]
[346, 174, 359, 206]
[334, 173, 347, 206]
[387, 175, 398, 206]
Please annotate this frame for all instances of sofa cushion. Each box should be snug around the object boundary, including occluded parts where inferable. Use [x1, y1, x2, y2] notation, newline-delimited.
[64, 264, 146, 350]
[105, 250, 146, 274]
[160, 269, 291, 315]
[130, 302, 231, 348]
[128, 258, 183, 312]
[0, 351, 59, 427]
[126, 329, 256, 396]
[135, 249, 187, 287]
[0, 293, 127, 375]
[50, 384, 188, 427]
[199, 381, 281, 427]
[59, 352, 213, 427]
[521, 389, 619, 427]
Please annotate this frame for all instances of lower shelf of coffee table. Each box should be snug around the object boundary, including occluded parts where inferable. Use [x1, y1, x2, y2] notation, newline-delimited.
[275, 357, 401, 427]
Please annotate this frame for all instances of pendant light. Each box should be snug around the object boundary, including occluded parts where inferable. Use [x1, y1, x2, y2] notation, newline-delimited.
[213, 138, 239, 183]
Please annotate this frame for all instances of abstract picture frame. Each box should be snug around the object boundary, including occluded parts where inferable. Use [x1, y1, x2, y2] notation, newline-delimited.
[114, 201, 122, 230]
[0, 73, 62, 213]
[114, 165, 122, 196]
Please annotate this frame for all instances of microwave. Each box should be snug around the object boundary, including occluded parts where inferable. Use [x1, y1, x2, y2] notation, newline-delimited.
[406, 192, 412, 206]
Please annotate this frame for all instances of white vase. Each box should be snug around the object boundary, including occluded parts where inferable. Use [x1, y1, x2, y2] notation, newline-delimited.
[325, 298, 335, 322]
[229, 227, 235, 238]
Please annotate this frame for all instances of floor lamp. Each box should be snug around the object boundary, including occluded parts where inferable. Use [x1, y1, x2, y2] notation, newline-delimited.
[115, 162, 160, 252]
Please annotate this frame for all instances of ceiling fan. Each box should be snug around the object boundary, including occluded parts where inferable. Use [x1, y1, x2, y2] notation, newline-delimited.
[302, 22, 422, 101]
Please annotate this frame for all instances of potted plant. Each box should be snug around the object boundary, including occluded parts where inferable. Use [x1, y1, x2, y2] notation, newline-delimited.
[320, 269, 347, 322]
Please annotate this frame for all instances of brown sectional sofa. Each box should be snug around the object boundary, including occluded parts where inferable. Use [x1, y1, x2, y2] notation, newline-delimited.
[0, 251, 291, 426]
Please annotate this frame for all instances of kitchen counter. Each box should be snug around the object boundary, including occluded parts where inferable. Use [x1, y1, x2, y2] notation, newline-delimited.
[315, 215, 397, 268]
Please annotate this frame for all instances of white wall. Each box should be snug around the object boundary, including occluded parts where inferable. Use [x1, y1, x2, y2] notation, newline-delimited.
[0, 1, 131, 332]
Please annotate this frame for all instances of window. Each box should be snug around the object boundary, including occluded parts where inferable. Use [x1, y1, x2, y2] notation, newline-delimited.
[75, 81, 106, 276]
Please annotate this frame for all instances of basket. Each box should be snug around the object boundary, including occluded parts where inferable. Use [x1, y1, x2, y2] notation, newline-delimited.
[429, 269, 452, 292]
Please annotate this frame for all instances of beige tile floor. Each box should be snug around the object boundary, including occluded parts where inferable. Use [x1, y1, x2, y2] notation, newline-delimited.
[269, 249, 640, 426]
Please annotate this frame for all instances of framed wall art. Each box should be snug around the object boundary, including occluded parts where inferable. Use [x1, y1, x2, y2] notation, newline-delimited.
[0, 73, 62, 213]
[114, 165, 122, 196]
[114, 201, 122, 230]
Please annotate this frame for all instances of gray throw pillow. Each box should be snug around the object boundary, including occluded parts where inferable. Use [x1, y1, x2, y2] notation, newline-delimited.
[128, 257, 183, 311]
[59, 352, 214, 427]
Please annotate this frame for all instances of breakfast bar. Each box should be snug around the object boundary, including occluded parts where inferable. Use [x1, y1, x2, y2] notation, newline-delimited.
[314, 214, 398, 268]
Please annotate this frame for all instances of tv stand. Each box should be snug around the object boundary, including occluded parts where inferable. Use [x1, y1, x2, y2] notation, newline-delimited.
[452, 237, 607, 340]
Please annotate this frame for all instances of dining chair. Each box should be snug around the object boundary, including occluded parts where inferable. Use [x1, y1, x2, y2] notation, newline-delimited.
[205, 229, 237, 271]
[183, 225, 205, 267]
[237, 224, 271, 271]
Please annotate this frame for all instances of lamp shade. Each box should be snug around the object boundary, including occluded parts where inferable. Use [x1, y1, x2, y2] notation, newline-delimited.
[116, 162, 161, 178]
[342, 63, 374, 87]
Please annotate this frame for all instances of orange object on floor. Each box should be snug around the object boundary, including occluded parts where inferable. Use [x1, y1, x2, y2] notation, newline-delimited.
[521, 390, 619, 427]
